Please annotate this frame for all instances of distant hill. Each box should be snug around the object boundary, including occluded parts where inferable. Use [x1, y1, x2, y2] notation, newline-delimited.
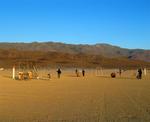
[0, 42, 149, 68]
[0, 42, 149, 62]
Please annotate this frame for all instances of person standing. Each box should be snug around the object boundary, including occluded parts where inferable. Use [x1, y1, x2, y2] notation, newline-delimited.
[57, 68, 62, 78]
[82, 69, 85, 77]
[137, 68, 142, 79]
[47, 73, 51, 79]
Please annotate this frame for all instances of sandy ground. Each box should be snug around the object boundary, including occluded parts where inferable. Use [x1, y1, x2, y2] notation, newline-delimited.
[0, 69, 150, 122]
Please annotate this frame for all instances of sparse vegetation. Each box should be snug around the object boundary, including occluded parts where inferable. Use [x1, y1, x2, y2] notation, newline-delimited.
[0, 42, 150, 69]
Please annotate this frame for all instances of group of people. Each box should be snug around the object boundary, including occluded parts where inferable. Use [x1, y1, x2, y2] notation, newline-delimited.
[75, 69, 85, 77]
[47, 68, 146, 80]
[48, 68, 85, 79]
[118, 68, 146, 79]
[136, 68, 147, 79]
[47, 68, 62, 79]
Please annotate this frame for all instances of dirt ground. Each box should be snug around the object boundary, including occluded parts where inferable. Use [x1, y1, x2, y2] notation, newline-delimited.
[0, 69, 150, 122]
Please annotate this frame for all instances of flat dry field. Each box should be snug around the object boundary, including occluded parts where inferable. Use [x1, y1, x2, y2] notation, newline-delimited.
[0, 69, 150, 122]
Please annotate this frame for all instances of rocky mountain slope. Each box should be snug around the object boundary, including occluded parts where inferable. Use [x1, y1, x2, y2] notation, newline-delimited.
[0, 42, 149, 62]
[0, 42, 149, 68]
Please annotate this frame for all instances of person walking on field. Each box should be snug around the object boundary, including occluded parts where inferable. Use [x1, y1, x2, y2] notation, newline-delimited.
[82, 69, 85, 77]
[57, 68, 62, 78]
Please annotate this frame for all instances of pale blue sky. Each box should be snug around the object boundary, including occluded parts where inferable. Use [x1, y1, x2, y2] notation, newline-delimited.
[0, 0, 150, 49]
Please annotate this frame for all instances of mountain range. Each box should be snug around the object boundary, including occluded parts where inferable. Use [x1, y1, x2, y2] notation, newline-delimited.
[0, 42, 149, 68]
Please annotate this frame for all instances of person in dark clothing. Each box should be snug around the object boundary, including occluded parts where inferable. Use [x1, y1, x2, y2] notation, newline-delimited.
[137, 68, 142, 79]
[57, 68, 62, 78]
[47, 73, 51, 79]
[82, 69, 85, 77]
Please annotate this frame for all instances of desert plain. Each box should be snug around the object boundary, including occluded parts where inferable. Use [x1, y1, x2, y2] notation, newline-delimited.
[0, 69, 150, 122]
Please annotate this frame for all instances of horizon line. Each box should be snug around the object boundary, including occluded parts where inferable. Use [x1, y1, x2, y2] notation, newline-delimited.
[0, 41, 149, 50]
